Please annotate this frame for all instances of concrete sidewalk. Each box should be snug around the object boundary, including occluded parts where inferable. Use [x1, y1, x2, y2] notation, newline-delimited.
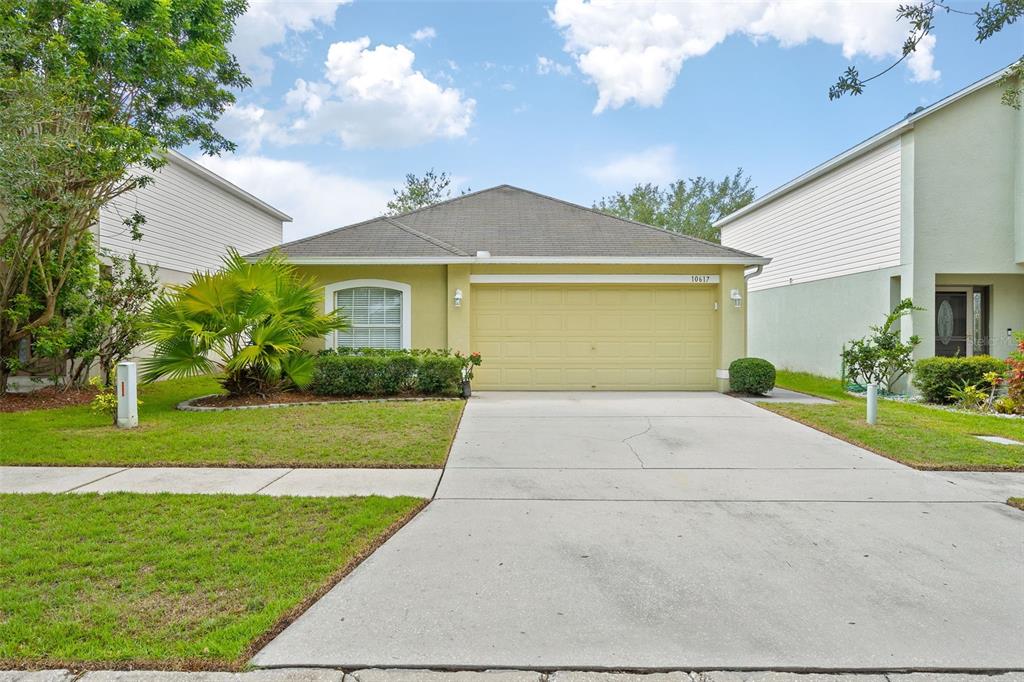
[5, 671, 1024, 682]
[0, 466, 441, 498]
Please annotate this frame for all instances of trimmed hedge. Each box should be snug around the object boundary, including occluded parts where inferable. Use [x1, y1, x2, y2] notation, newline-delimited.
[911, 355, 1006, 404]
[729, 357, 776, 395]
[310, 348, 463, 397]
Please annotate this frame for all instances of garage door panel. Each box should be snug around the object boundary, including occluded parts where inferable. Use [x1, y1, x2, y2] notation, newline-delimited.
[471, 284, 717, 390]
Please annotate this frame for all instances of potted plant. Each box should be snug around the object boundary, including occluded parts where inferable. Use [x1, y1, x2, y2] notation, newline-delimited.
[455, 351, 482, 398]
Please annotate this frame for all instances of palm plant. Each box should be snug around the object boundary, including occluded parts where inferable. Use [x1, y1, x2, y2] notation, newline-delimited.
[142, 249, 346, 395]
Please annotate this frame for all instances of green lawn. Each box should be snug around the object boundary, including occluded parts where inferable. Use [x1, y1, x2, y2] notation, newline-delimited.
[0, 492, 423, 669]
[0, 376, 464, 467]
[764, 371, 1024, 471]
[1009, 498, 1024, 511]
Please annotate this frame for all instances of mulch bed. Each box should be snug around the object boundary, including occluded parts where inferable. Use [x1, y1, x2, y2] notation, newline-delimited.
[0, 385, 98, 413]
[191, 390, 443, 408]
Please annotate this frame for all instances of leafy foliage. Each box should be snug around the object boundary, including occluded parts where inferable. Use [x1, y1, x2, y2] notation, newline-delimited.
[829, 1, 1023, 108]
[385, 169, 466, 215]
[143, 250, 346, 396]
[1005, 332, 1024, 414]
[88, 375, 121, 425]
[0, 0, 249, 392]
[311, 348, 468, 397]
[594, 169, 755, 242]
[729, 357, 776, 395]
[841, 299, 921, 392]
[911, 354, 1007, 404]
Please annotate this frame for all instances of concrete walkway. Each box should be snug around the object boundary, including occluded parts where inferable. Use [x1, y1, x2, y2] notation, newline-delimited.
[5, 671, 1024, 682]
[254, 392, 1024, 671]
[0, 466, 441, 498]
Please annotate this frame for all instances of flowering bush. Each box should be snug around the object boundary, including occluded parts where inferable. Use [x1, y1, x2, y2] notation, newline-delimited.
[456, 351, 482, 381]
[1005, 332, 1024, 414]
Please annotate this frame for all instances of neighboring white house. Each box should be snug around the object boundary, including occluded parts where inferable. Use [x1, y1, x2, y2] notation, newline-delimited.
[719, 68, 1024, 379]
[12, 151, 290, 387]
[96, 150, 290, 284]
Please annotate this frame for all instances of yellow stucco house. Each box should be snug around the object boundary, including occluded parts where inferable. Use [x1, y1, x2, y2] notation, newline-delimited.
[255, 186, 769, 391]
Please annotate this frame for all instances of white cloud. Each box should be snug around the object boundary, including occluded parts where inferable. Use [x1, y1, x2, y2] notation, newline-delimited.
[286, 37, 475, 148]
[586, 145, 677, 186]
[412, 26, 437, 42]
[537, 55, 572, 76]
[231, 0, 350, 86]
[499, 82, 516, 91]
[907, 34, 940, 82]
[550, 0, 941, 113]
[197, 155, 393, 241]
[224, 37, 476, 150]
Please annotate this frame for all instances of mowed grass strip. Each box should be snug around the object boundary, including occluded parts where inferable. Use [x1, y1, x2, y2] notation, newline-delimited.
[1009, 497, 1024, 511]
[0, 492, 424, 668]
[765, 371, 1024, 471]
[0, 376, 464, 467]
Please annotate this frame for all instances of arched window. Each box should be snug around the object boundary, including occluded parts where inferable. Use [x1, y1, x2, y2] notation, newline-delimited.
[324, 280, 412, 349]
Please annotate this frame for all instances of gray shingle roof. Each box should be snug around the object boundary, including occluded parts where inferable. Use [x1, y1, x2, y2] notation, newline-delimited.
[254, 185, 767, 262]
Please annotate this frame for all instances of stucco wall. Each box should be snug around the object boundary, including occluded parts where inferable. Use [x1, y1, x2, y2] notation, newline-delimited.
[295, 262, 749, 390]
[909, 82, 1024, 359]
[746, 267, 903, 377]
[297, 265, 449, 349]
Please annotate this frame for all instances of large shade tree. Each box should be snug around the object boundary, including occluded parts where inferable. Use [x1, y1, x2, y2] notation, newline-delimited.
[0, 0, 249, 392]
[594, 169, 755, 243]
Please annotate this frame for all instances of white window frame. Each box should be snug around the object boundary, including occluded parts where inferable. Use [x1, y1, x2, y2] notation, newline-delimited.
[324, 279, 412, 350]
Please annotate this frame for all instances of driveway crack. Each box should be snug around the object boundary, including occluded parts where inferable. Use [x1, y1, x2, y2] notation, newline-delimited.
[622, 417, 652, 468]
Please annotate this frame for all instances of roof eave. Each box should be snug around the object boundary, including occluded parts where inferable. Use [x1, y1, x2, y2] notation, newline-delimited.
[166, 151, 293, 222]
[257, 255, 772, 266]
[714, 66, 1009, 229]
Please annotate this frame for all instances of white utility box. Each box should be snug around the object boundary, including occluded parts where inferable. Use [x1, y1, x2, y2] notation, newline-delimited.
[116, 361, 139, 428]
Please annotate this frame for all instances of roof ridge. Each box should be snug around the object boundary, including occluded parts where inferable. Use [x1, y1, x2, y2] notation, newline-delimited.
[383, 217, 470, 257]
[498, 184, 765, 260]
[385, 185, 511, 221]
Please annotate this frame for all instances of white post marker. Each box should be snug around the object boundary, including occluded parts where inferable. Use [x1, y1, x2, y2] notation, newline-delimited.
[866, 382, 878, 426]
[116, 361, 139, 429]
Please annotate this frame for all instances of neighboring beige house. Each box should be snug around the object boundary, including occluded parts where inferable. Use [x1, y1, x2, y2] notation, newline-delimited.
[719, 68, 1024, 379]
[254, 185, 769, 392]
[11, 151, 290, 388]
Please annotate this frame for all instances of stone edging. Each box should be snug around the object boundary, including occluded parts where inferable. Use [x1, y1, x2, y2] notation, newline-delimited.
[177, 394, 463, 412]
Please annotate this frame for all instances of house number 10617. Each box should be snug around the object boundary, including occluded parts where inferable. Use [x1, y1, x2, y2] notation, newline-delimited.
[690, 275, 715, 284]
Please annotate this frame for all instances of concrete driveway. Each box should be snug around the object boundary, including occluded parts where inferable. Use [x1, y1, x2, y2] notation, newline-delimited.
[253, 392, 1024, 671]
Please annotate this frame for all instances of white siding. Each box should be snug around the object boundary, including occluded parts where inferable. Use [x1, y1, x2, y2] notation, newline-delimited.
[722, 139, 902, 292]
[97, 156, 283, 275]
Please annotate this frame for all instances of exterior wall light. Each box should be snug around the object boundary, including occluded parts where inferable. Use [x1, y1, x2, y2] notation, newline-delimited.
[730, 288, 742, 308]
[453, 288, 463, 307]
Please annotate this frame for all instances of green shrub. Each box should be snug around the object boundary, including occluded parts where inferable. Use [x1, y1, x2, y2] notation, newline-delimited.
[311, 355, 382, 396]
[311, 349, 464, 397]
[729, 357, 776, 395]
[378, 354, 419, 394]
[417, 355, 463, 395]
[911, 355, 1006, 404]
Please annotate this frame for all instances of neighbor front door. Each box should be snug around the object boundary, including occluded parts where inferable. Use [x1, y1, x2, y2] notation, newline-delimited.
[935, 291, 968, 357]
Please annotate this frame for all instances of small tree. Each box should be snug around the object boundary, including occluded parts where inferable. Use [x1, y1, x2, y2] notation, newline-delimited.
[143, 250, 347, 396]
[386, 170, 466, 215]
[841, 299, 922, 392]
[65, 252, 159, 387]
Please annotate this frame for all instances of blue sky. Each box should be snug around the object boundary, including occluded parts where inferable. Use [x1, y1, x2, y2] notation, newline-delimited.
[193, 1, 1023, 242]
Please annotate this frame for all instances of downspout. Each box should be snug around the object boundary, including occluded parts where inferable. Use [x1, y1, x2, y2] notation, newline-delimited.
[744, 264, 764, 280]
